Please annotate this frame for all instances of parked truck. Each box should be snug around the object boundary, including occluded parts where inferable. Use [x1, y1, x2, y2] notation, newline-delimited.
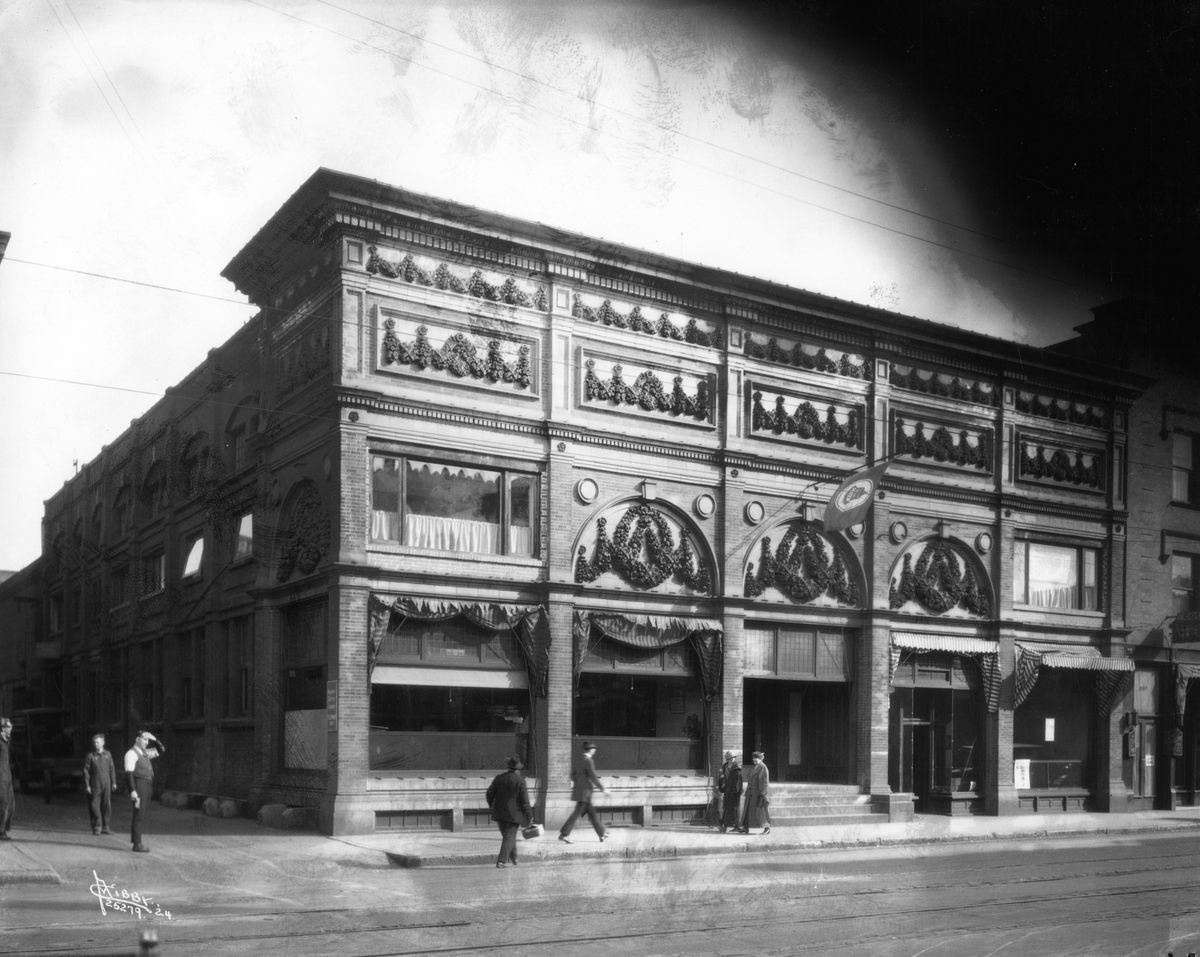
[9, 708, 83, 801]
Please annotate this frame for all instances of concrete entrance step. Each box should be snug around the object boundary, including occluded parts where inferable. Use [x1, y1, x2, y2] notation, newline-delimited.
[769, 811, 889, 827]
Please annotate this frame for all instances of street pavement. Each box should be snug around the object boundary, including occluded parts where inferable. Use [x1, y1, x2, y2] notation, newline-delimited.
[3, 794, 1200, 883]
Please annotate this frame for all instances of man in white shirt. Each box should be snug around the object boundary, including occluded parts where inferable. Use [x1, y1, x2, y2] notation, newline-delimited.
[123, 731, 163, 853]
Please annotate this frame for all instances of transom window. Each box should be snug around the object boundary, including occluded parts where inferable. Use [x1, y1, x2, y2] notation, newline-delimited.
[370, 455, 538, 557]
[141, 551, 166, 597]
[1173, 433, 1198, 504]
[1013, 541, 1101, 611]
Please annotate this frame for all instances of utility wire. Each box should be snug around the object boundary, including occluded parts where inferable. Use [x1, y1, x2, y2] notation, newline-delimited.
[0, 366, 1180, 477]
[309, 0, 1002, 244]
[45, 0, 133, 147]
[240, 0, 1068, 286]
[62, 0, 147, 149]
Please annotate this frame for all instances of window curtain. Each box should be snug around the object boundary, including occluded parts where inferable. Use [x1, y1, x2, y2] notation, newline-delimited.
[571, 610, 724, 702]
[367, 594, 549, 696]
[1014, 642, 1133, 712]
[1176, 663, 1200, 727]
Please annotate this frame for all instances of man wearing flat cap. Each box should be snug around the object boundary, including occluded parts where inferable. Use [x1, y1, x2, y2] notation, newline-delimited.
[124, 730, 164, 853]
[486, 755, 533, 868]
[558, 740, 606, 844]
[717, 750, 743, 833]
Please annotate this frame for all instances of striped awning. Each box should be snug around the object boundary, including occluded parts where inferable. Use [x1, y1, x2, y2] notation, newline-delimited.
[1014, 641, 1133, 713]
[892, 633, 998, 654]
[890, 633, 1000, 713]
[1018, 641, 1134, 672]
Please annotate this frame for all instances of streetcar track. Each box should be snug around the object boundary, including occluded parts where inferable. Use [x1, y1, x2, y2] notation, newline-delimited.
[7, 876, 1198, 956]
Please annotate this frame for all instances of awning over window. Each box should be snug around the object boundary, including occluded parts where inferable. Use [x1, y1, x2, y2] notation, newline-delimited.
[892, 633, 998, 655]
[572, 610, 724, 701]
[890, 633, 1000, 712]
[1177, 662, 1200, 727]
[1014, 641, 1133, 713]
[369, 594, 548, 696]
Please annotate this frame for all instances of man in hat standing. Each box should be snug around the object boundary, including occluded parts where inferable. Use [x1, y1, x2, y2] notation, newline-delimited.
[738, 751, 771, 835]
[558, 740, 606, 844]
[717, 750, 743, 834]
[486, 755, 533, 868]
[0, 717, 14, 841]
[83, 732, 117, 835]
[124, 731, 164, 853]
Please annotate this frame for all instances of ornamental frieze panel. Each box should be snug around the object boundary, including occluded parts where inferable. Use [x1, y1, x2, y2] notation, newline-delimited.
[889, 364, 998, 406]
[1017, 433, 1105, 492]
[571, 292, 719, 347]
[742, 332, 871, 380]
[366, 245, 548, 311]
[889, 538, 991, 618]
[276, 480, 331, 583]
[378, 313, 537, 394]
[744, 522, 861, 607]
[748, 385, 863, 451]
[892, 414, 993, 472]
[574, 502, 714, 595]
[580, 353, 713, 425]
[276, 320, 331, 399]
[1014, 390, 1108, 429]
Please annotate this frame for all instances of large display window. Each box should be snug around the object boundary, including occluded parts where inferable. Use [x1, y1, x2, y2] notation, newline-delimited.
[1014, 670, 1093, 789]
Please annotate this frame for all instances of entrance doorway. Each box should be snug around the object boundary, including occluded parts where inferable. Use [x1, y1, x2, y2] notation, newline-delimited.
[889, 687, 982, 810]
[743, 679, 850, 783]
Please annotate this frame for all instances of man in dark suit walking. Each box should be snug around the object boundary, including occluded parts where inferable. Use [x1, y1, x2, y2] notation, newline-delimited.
[486, 755, 533, 868]
[558, 740, 606, 844]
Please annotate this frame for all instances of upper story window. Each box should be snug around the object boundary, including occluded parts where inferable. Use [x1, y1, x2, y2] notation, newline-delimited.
[1013, 541, 1101, 611]
[182, 535, 204, 579]
[233, 513, 253, 561]
[111, 565, 130, 607]
[48, 594, 64, 633]
[1173, 433, 1198, 504]
[112, 489, 131, 538]
[225, 402, 258, 473]
[141, 551, 166, 597]
[370, 455, 539, 558]
[1173, 553, 1198, 614]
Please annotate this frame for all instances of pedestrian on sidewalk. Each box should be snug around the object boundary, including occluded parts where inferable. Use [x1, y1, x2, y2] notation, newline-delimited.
[558, 741, 606, 844]
[124, 731, 164, 853]
[717, 750, 743, 833]
[0, 717, 14, 841]
[486, 755, 533, 868]
[83, 733, 117, 835]
[738, 751, 771, 835]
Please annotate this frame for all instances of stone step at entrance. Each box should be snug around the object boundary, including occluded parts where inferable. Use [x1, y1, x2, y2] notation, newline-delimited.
[741, 783, 890, 826]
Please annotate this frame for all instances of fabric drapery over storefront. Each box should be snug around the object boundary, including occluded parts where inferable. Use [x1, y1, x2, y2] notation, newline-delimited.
[889, 633, 1001, 713]
[368, 595, 549, 696]
[1176, 663, 1200, 727]
[1014, 641, 1133, 712]
[572, 610, 724, 701]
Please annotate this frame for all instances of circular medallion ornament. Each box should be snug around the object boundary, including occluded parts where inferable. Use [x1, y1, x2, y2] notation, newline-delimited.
[575, 478, 599, 504]
[846, 522, 865, 539]
[889, 521, 908, 544]
[744, 500, 765, 525]
[975, 532, 993, 554]
[694, 494, 716, 519]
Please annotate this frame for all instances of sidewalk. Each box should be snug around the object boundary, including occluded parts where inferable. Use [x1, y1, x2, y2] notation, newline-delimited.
[3, 803, 1200, 884]
[369, 805, 1200, 868]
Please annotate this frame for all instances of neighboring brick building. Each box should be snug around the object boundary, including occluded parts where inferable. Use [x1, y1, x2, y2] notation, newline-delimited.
[1054, 300, 1200, 809]
[25, 170, 1152, 834]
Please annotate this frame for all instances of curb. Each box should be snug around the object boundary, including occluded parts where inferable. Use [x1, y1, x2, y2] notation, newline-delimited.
[382, 819, 1200, 869]
[0, 843, 63, 886]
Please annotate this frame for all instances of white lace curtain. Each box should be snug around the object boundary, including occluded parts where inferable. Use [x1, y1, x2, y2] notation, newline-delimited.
[371, 511, 532, 555]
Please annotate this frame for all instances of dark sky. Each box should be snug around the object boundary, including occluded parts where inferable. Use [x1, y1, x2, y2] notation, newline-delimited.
[759, 1, 1200, 326]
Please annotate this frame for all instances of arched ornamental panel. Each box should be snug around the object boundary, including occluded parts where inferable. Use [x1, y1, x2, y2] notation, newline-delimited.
[743, 520, 862, 606]
[888, 537, 992, 619]
[574, 499, 717, 596]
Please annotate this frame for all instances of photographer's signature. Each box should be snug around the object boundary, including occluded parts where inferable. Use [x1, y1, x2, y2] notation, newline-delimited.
[89, 871, 173, 920]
